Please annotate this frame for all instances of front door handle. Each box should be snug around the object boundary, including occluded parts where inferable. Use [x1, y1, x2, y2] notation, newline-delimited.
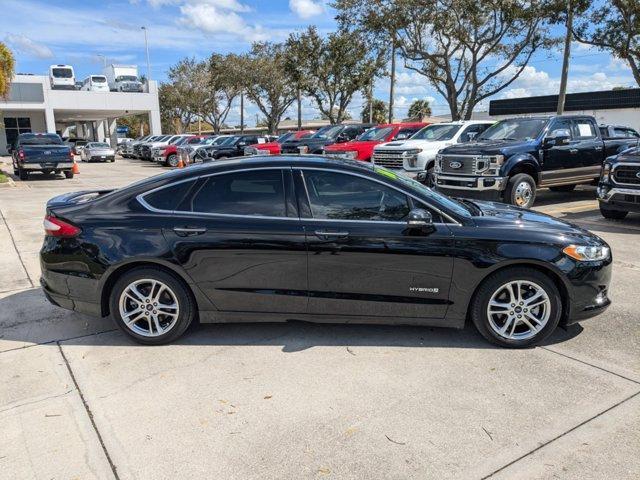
[314, 230, 349, 240]
[173, 226, 207, 237]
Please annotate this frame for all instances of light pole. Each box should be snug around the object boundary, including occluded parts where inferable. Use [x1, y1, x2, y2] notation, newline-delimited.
[97, 54, 107, 68]
[141, 26, 151, 81]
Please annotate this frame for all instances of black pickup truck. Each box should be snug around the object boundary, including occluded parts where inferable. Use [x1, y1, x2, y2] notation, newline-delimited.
[597, 146, 640, 219]
[430, 115, 639, 208]
[280, 123, 374, 154]
[196, 134, 274, 161]
[10, 133, 75, 180]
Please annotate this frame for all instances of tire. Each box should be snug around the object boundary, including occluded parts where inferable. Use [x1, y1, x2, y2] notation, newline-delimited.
[505, 173, 536, 208]
[166, 154, 179, 167]
[470, 267, 562, 348]
[109, 267, 196, 345]
[64, 171, 74, 179]
[549, 185, 576, 193]
[599, 204, 628, 220]
[18, 169, 28, 181]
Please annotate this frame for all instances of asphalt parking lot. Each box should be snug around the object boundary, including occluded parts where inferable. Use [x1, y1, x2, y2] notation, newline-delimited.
[0, 156, 638, 480]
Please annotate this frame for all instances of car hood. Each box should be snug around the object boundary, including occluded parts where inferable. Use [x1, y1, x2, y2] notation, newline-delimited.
[471, 200, 603, 245]
[376, 139, 454, 151]
[440, 139, 538, 156]
[325, 140, 379, 151]
[283, 137, 333, 147]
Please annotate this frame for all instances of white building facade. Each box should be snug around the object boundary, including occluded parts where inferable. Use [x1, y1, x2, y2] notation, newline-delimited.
[0, 74, 162, 154]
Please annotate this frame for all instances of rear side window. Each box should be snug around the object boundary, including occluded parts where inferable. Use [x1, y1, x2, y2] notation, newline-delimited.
[572, 120, 597, 139]
[183, 170, 286, 217]
[143, 180, 195, 211]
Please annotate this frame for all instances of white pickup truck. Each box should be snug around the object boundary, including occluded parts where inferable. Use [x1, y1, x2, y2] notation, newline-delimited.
[371, 121, 494, 181]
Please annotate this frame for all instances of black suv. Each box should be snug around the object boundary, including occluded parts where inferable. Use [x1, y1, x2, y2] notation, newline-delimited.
[598, 146, 640, 219]
[280, 123, 374, 154]
[199, 134, 273, 160]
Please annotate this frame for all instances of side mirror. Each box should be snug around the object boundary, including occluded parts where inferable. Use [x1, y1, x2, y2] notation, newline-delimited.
[545, 129, 571, 147]
[395, 132, 409, 140]
[406, 208, 433, 231]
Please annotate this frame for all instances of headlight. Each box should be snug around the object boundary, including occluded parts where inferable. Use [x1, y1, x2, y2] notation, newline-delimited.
[403, 149, 423, 155]
[479, 155, 505, 176]
[563, 244, 610, 262]
[601, 163, 611, 182]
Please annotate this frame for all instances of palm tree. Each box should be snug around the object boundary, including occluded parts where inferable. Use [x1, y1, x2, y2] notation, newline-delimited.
[0, 42, 15, 99]
[408, 99, 432, 121]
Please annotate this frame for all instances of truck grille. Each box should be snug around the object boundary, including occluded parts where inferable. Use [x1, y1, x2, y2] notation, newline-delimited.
[372, 150, 405, 168]
[440, 155, 477, 175]
[613, 165, 640, 186]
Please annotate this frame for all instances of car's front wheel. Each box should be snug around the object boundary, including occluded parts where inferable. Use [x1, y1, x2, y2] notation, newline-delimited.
[470, 267, 561, 348]
[505, 173, 536, 208]
[166, 154, 179, 167]
[109, 267, 195, 345]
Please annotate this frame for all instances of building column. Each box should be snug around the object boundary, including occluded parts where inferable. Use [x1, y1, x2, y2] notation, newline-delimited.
[75, 122, 84, 139]
[96, 120, 107, 142]
[107, 118, 118, 149]
[149, 110, 162, 135]
[44, 108, 56, 134]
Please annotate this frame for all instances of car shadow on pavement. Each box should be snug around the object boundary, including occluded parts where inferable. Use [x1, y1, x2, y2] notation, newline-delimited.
[0, 288, 583, 352]
[560, 211, 640, 235]
[534, 186, 597, 207]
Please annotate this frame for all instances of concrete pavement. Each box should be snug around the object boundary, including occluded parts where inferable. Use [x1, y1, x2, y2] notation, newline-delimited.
[0, 157, 638, 479]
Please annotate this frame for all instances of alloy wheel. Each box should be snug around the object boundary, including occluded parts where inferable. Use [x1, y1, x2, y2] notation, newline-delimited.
[486, 280, 551, 340]
[514, 181, 533, 207]
[118, 279, 180, 337]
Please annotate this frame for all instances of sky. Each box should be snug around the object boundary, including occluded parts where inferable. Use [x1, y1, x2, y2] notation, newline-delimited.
[2, 0, 637, 127]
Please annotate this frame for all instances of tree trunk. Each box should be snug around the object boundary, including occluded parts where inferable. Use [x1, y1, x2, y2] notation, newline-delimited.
[557, 0, 573, 115]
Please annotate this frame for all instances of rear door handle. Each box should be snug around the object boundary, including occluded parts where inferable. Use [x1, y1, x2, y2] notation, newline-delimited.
[314, 230, 349, 240]
[173, 226, 207, 237]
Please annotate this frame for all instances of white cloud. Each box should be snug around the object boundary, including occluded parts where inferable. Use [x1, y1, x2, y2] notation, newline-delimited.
[4, 33, 53, 59]
[289, 0, 324, 19]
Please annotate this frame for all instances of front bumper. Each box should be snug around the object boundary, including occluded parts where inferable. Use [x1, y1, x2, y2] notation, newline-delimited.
[563, 257, 612, 325]
[433, 174, 507, 201]
[597, 185, 640, 213]
[21, 162, 74, 170]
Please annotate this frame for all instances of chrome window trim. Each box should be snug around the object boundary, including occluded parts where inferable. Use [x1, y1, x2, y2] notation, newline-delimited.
[297, 167, 461, 225]
[611, 162, 640, 187]
[137, 165, 461, 225]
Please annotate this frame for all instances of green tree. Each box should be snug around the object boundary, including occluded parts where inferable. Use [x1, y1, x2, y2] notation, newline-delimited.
[117, 114, 148, 138]
[572, 0, 640, 86]
[360, 99, 388, 123]
[204, 53, 244, 133]
[333, 0, 555, 120]
[159, 82, 195, 134]
[407, 99, 432, 120]
[242, 42, 297, 134]
[286, 26, 385, 124]
[0, 42, 16, 99]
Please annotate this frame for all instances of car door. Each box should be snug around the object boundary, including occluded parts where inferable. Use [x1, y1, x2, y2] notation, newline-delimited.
[158, 167, 308, 313]
[295, 168, 454, 320]
[570, 118, 602, 177]
[540, 117, 577, 185]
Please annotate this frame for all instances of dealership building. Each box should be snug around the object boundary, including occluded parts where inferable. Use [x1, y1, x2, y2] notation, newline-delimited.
[0, 74, 161, 155]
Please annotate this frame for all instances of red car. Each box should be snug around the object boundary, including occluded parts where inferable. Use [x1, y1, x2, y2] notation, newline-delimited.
[154, 135, 210, 167]
[244, 130, 315, 156]
[323, 122, 428, 161]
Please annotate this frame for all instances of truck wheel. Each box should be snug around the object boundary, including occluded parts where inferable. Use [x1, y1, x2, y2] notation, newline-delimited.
[599, 204, 628, 220]
[64, 171, 74, 179]
[18, 169, 28, 181]
[166, 154, 179, 167]
[549, 185, 575, 192]
[505, 173, 536, 208]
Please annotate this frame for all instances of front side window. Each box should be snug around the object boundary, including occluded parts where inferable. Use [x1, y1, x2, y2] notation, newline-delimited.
[572, 120, 597, 139]
[184, 170, 286, 217]
[302, 170, 410, 222]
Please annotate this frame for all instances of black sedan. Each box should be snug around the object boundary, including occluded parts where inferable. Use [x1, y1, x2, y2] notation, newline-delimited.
[40, 157, 612, 347]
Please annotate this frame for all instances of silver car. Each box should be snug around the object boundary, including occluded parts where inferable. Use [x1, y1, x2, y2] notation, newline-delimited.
[80, 142, 116, 162]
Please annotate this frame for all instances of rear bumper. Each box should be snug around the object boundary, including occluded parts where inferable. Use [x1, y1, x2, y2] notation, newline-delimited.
[21, 162, 74, 170]
[40, 273, 102, 317]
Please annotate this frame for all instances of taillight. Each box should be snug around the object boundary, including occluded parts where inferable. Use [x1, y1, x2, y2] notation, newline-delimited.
[43, 215, 81, 237]
[18, 149, 25, 160]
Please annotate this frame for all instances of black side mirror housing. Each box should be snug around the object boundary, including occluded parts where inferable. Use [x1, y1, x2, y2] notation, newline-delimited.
[406, 208, 434, 233]
[545, 129, 571, 147]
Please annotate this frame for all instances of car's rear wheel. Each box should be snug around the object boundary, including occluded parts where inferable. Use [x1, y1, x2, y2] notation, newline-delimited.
[166, 154, 179, 167]
[505, 173, 536, 208]
[470, 267, 561, 348]
[110, 267, 195, 345]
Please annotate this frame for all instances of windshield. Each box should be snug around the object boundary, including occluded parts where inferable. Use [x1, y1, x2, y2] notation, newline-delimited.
[168, 136, 184, 144]
[412, 124, 462, 141]
[91, 76, 107, 83]
[277, 132, 294, 143]
[20, 134, 63, 145]
[52, 68, 73, 78]
[311, 125, 343, 140]
[394, 127, 422, 140]
[88, 142, 110, 148]
[478, 118, 547, 141]
[174, 137, 191, 146]
[371, 165, 471, 218]
[116, 75, 138, 82]
[357, 126, 394, 141]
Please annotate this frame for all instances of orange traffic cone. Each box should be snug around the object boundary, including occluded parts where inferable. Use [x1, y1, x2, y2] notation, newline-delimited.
[177, 158, 185, 168]
[72, 161, 80, 175]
